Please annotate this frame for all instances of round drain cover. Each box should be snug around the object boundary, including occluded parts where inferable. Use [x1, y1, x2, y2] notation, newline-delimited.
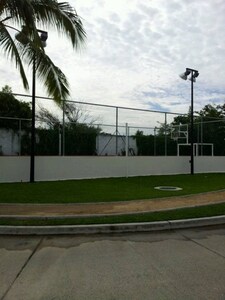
[154, 186, 183, 191]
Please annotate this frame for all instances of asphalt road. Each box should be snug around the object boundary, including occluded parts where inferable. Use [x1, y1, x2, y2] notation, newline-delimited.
[0, 226, 225, 300]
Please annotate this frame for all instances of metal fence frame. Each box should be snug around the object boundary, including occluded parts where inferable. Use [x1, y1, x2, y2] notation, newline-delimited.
[1, 93, 224, 156]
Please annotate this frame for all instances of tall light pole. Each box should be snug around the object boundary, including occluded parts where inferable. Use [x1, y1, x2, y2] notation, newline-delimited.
[16, 28, 48, 182]
[179, 68, 199, 175]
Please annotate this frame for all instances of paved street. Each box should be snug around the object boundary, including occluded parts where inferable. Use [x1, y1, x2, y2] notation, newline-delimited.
[0, 226, 225, 300]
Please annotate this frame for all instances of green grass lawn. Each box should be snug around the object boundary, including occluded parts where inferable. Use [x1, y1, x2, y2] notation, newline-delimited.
[1, 173, 225, 203]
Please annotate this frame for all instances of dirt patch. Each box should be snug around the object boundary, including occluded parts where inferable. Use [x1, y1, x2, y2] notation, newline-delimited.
[1, 190, 225, 217]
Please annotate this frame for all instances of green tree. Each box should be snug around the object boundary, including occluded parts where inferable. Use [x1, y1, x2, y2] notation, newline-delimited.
[23, 102, 101, 155]
[196, 104, 225, 155]
[0, 0, 86, 103]
[0, 85, 31, 129]
[2, 85, 12, 94]
[169, 104, 225, 155]
[134, 130, 177, 156]
[139, 104, 225, 156]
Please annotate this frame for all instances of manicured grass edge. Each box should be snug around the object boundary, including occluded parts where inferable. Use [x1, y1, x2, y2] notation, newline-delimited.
[0, 203, 225, 226]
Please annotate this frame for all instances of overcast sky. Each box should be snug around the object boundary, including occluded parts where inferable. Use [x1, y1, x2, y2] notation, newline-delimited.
[1, 0, 225, 120]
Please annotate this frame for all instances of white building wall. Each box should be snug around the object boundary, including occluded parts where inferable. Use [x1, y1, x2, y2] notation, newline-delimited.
[96, 134, 137, 156]
[1, 156, 225, 183]
[0, 131, 138, 156]
[0, 129, 20, 155]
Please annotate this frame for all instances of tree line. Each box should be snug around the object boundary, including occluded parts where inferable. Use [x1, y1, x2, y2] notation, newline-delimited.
[0, 86, 99, 155]
[1, 86, 225, 156]
[135, 105, 225, 156]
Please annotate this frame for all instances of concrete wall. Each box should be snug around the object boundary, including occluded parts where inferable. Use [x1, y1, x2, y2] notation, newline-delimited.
[0, 157, 29, 182]
[1, 156, 225, 183]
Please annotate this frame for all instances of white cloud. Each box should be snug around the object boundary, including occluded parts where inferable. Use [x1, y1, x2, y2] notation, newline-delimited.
[1, 0, 225, 129]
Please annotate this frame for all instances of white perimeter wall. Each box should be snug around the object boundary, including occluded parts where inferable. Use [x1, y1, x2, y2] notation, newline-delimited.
[0, 156, 225, 183]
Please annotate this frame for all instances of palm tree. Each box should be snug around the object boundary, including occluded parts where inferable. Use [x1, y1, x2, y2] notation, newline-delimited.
[0, 0, 86, 103]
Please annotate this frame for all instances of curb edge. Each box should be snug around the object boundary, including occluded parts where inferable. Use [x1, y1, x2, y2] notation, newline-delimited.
[0, 215, 225, 235]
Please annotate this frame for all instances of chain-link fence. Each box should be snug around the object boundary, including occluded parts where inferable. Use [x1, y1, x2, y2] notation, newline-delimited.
[1, 94, 225, 156]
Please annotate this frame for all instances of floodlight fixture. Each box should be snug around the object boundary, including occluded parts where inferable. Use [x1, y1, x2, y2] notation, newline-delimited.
[179, 69, 191, 80]
[193, 70, 199, 78]
[179, 73, 188, 80]
[39, 30, 48, 47]
[180, 68, 199, 82]
[15, 26, 29, 45]
[15, 27, 48, 47]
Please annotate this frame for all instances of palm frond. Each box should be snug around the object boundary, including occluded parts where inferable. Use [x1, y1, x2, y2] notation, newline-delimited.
[19, 41, 70, 103]
[0, 23, 29, 89]
[31, 0, 86, 48]
[0, 0, 8, 15]
[1, 0, 36, 30]
[0, 0, 86, 102]
[38, 57, 70, 104]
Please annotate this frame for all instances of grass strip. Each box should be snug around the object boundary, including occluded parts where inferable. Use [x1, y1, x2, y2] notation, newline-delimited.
[0, 203, 224, 226]
[1, 173, 225, 203]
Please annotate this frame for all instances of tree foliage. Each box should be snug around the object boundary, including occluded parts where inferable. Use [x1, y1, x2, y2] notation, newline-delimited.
[135, 104, 225, 156]
[135, 130, 177, 156]
[0, 87, 99, 155]
[22, 102, 100, 155]
[196, 104, 225, 155]
[0, 0, 86, 103]
[0, 85, 31, 129]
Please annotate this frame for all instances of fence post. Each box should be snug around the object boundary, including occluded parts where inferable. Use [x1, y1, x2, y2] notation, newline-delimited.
[18, 119, 22, 156]
[165, 112, 167, 156]
[116, 107, 118, 155]
[59, 124, 62, 156]
[62, 100, 65, 156]
[200, 116, 203, 156]
[125, 123, 129, 156]
[154, 127, 157, 156]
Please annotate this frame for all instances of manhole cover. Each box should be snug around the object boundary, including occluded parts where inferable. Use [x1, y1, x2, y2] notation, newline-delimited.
[154, 186, 183, 191]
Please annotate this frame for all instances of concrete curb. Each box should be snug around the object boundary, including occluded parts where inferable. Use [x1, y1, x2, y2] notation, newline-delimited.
[0, 215, 225, 235]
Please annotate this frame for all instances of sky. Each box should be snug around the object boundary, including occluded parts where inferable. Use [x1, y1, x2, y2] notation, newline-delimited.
[1, 0, 225, 129]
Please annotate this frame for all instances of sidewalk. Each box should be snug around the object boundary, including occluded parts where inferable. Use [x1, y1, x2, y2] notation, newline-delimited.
[1, 190, 225, 218]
